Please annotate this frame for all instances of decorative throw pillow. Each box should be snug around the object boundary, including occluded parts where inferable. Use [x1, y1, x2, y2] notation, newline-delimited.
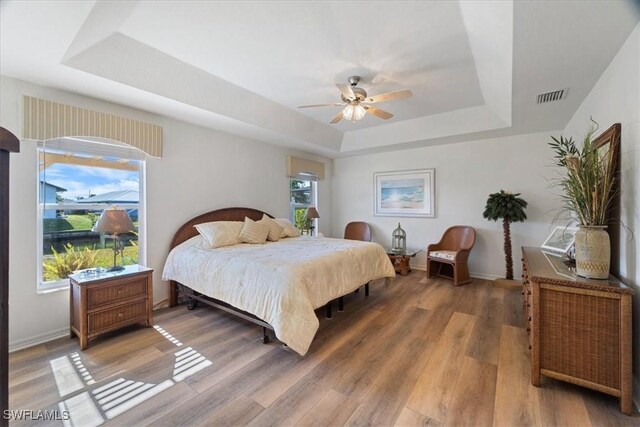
[275, 218, 301, 238]
[194, 221, 243, 248]
[238, 217, 270, 244]
[258, 214, 284, 242]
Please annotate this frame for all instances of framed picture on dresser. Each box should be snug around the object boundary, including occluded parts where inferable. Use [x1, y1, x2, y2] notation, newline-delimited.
[541, 226, 578, 253]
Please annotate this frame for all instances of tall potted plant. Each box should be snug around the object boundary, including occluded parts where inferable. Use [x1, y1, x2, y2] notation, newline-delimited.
[549, 124, 616, 279]
[483, 190, 528, 281]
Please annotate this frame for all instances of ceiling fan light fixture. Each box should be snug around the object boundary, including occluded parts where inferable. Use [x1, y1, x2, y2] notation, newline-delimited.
[299, 76, 410, 124]
[343, 104, 366, 122]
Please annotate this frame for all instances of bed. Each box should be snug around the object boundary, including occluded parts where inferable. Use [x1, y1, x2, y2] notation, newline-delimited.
[162, 207, 396, 355]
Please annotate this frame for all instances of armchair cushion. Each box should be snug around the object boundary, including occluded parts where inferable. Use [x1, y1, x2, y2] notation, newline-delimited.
[429, 250, 457, 261]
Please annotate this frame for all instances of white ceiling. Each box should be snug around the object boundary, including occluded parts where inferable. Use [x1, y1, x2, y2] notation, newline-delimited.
[1, 0, 638, 157]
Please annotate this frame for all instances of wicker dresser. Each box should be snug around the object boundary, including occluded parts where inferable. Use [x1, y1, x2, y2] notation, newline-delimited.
[521, 247, 634, 414]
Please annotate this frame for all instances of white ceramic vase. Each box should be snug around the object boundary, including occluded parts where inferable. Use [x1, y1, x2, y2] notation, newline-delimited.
[574, 225, 610, 279]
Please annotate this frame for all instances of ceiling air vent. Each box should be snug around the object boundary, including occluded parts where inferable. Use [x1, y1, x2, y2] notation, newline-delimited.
[537, 89, 567, 104]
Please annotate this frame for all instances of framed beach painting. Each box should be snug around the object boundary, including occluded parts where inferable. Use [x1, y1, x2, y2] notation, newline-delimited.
[374, 169, 435, 217]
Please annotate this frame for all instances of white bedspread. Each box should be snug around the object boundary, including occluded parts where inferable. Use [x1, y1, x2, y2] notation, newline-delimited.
[162, 236, 395, 355]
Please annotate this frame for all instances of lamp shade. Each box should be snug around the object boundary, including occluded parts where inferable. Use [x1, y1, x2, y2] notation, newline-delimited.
[306, 206, 320, 219]
[343, 104, 366, 122]
[92, 208, 134, 234]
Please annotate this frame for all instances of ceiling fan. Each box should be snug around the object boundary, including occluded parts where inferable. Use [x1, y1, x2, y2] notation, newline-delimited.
[298, 76, 413, 124]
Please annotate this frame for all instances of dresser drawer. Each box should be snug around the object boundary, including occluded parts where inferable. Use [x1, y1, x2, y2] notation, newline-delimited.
[87, 277, 148, 308]
[88, 300, 148, 333]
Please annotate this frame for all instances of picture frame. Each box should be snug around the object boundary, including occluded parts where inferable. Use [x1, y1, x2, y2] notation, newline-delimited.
[374, 168, 435, 218]
[541, 226, 578, 253]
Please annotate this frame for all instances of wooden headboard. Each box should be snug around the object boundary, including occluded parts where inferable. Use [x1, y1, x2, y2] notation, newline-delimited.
[169, 207, 274, 250]
[167, 207, 274, 307]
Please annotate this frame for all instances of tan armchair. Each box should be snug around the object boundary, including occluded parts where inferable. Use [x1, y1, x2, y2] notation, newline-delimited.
[344, 221, 372, 242]
[427, 226, 476, 286]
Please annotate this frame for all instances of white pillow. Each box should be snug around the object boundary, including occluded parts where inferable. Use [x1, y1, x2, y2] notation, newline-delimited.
[258, 214, 284, 242]
[194, 221, 243, 248]
[275, 218, 301, 238]
[238, 217, 270, 244]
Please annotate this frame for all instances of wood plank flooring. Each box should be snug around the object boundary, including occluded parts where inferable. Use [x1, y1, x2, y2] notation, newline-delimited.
[8, 273, 640, 426]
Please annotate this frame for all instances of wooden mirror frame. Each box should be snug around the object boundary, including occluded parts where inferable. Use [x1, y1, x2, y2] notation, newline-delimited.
[593, 123, 621, 277]
[1, 127, 20, 425]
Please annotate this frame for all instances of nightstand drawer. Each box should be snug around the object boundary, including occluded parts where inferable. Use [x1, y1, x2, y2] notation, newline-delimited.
[87, 277, 148, 308]
[88, 300, 148, 333]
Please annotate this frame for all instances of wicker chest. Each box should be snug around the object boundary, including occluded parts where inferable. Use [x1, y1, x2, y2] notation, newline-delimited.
[521, 247, 633, 415]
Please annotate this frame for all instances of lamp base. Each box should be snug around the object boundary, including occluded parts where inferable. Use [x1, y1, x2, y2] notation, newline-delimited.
[107, 265, 125, 272]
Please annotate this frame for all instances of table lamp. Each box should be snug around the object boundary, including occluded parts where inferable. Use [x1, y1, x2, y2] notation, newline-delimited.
[92, 207, 135, 271]
[305, 206, 320, 236]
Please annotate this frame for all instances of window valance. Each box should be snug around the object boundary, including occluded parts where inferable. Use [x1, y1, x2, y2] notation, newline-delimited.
[22, 96, 163, 158]
[286, 156, 325, 181]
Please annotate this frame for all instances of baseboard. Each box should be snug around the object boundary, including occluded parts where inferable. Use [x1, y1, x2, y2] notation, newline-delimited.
[469, 272, 502, 281]
[634, 376, 640, 410]
[9, 327, 69, 353]
[408, 261, 501, 281]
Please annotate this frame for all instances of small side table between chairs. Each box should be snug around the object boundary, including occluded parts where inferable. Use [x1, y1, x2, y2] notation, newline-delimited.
[385, 247, 422, 276]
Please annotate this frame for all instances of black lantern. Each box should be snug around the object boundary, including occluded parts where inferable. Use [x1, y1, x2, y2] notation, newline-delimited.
[392, 223, 406, 251]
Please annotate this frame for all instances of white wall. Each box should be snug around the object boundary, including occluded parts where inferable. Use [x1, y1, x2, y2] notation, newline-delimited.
[563, 22, 640, 402]
[0, 75, 332, 350]
[332, 131, 563, 280]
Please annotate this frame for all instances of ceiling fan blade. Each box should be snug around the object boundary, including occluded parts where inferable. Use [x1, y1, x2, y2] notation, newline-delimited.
[336, 83, 355, 100]
[298, 103, 344, 108]
[329, 111, 344, 124]
[364, 106, 393, 120]
[366, 89, 413, 104]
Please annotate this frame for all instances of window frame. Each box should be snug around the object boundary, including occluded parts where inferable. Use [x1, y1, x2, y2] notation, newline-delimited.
[36, 141, 147, 293]
[289, 177, 318, 231]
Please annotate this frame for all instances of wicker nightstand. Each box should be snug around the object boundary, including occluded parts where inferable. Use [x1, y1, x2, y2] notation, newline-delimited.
[69, 265, 153, 350]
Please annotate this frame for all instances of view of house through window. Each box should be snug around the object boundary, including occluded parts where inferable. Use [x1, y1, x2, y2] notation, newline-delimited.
[289, 178, 317, 231]
[38, 142, 144, 289]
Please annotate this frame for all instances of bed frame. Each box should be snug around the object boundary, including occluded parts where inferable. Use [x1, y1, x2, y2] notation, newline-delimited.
[167, 206, 369, 344]
[167, 207, 277, 342]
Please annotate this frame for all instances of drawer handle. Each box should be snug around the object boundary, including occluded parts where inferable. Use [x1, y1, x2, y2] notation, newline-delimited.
[526, 327, 531, 332]
[528, 316, 532, 321]
[118, 312, 124, 318]
[117, 290, 123, 295]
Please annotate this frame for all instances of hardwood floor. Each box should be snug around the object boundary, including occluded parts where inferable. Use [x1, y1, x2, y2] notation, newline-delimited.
[8, 273, 640, 426]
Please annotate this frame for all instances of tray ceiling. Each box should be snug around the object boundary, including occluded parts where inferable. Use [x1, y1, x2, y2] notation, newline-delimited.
[1, 1, 638, 157]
